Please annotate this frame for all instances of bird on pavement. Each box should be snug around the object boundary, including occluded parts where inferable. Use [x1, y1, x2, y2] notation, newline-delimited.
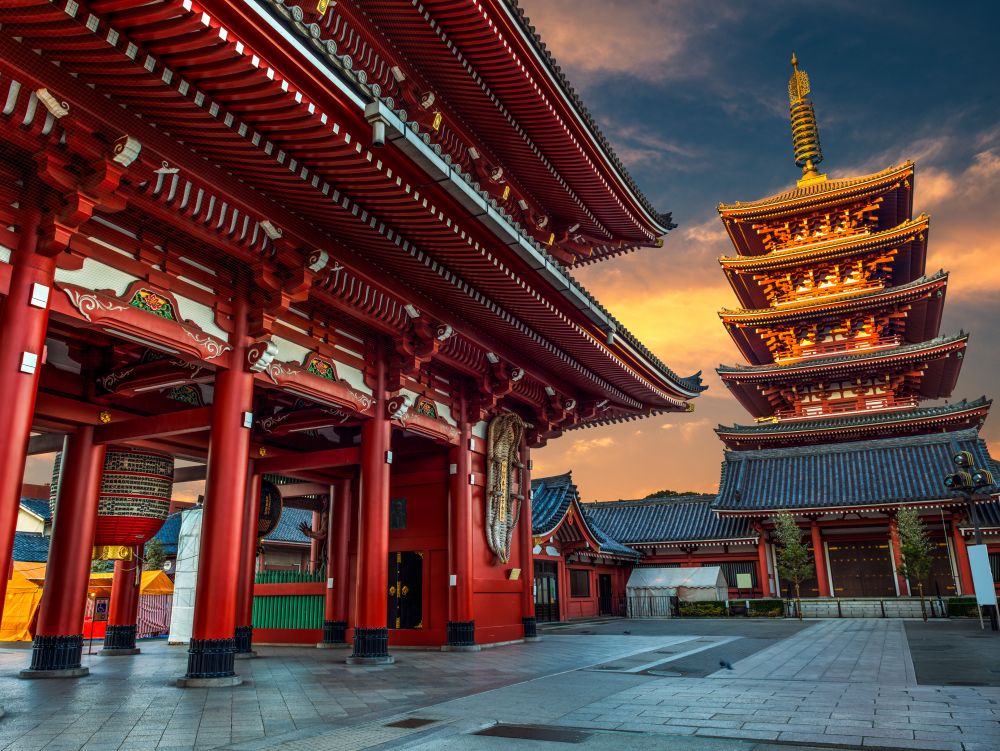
[719, 660, 734, 670]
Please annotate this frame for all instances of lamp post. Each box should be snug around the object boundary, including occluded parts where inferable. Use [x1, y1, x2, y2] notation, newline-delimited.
[944, 451, 998, 630]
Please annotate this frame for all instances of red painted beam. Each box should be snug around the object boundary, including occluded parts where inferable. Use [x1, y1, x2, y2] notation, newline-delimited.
[253, 447, 361, 475]
[93, 407, 212, 445]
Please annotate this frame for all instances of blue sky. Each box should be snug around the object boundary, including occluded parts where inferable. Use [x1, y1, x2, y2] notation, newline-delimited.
[528, 0, 1000, 499]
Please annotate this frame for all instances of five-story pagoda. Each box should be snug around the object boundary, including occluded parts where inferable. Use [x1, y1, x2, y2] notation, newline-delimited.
[711, 56, 996, 600]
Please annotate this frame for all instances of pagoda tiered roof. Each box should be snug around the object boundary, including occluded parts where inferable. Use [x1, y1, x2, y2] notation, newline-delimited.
[721, 215, 930, 310]
[719, 162, 914, 257]
[714, 428, 996, 516]
[716, 397, 992, 450]
[720, 271, 948, 365]
[718, 333, 967, 418]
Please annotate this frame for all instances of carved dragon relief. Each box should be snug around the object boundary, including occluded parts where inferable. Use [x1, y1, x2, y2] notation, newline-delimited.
[485, 412, 526, 564]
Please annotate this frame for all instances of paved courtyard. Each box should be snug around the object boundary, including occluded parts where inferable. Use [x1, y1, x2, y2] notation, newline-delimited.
[0, 619, 997, 750]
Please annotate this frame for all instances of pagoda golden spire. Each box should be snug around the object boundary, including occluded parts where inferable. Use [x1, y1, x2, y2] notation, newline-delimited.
[788, 52, 827, 186]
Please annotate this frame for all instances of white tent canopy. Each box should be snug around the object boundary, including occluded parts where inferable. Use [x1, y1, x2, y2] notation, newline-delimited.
[627, 566, 728, 603]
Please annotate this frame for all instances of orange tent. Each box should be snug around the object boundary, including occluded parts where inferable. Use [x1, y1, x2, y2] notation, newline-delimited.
[1, 569, 42, 642]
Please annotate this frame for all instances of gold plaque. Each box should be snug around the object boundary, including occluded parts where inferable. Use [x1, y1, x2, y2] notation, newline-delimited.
[508, 568, 521, 581]
[93, 545, 132, 561]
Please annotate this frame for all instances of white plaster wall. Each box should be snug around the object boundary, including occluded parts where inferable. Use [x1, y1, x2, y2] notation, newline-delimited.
[167, 507, 202, 645]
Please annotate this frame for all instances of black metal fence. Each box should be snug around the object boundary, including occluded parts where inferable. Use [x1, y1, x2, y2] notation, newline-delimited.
[625, 595, 679, 618]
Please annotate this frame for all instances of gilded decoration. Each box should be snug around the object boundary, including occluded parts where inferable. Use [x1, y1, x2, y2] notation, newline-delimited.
[485, 412, 526, 564]
[305, 354, 338, 380]
[414, 396, 438, 419]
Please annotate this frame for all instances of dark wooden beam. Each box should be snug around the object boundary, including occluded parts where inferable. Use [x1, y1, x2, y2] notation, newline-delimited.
[28, 433, 66, 455]
[93, 407, 212, 445]
[278, 482, 329, 498]
[173, 465, 207, 484]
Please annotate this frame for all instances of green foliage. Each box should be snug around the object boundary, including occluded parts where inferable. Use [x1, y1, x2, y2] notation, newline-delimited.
[947, 597, 979, 617]
[143, 538, 167, 571]
[747, 599, 785, 617]
[90, 559, 114, 573]
[678, 601, 727, 617]
[895, 507, 934, 586]
[643, 489, 703, 499]
[772, 513, 814, 587]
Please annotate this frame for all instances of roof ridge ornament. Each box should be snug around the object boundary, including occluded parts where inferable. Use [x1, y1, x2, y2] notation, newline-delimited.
[788, 53, 827, 187]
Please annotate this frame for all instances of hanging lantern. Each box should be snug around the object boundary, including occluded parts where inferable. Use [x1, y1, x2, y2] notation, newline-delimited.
[257, 478, 283, 538]
[51, 446, 174, 557]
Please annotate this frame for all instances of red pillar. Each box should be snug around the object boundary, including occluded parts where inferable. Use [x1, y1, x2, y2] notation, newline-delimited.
[951, 515, 974, 596]
[23, 427, 106, 677]
[756, 530, 772, 597]
[889, 515, 910, 596]
[320, 480, 350, 646]
[810, 519, 831, 597]
[519, 440, 538, 639]
[309, 511, 322, 574]
[0, 191, 56, 619]
[101, 545, 143, 655]
[182, 297, 253, 685]
[235, 465, 260, 656]
[348, 355, 392, 664]
[446, 397, 476, 648]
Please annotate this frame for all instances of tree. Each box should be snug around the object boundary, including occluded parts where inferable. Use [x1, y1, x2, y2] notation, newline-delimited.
[143, 538, 167, 571]
[895, 507, 935, 621]
[91, 559, 113, 573]
[643, 489, 703, 499]
[772, 512, 814, 621]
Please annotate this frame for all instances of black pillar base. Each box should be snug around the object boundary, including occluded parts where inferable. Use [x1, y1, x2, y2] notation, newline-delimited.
[27, 634, 83, 672]
[446, 620, 476, 646]
[346, 627, 393, 665]
[322, 620, 348, 644]
[184, 637, 236, 679]
[234, 625, 254, 654]
[102, 624, 137, 652]
[522, 616, 540, 640]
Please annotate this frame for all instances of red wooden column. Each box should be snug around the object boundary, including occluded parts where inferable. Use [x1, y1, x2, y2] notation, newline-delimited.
[235, 464, 260, 657]
[0, 190, 56, 618]
[951, 514, 974, 595]
[100, 545, 143, 655]
[810, 519, 831, 597]
[309, 511, 322, 574]
[446, 395, 477, 649]
[21, 427, 106, 678]
[181, 296, 254, 686]
[755, 527, 772, 597]
[888, 515, 910, 596]
[320, 480, 350, 646]
[348, 355, 392, 664]
[519, 440, 539, 640]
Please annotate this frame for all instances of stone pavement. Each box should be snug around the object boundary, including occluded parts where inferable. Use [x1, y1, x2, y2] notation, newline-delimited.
[0, 620, 998, 751]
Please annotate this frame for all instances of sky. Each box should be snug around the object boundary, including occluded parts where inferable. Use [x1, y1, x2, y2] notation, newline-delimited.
[21, 1, 1000, 506]
[527, 0, 1000, 500]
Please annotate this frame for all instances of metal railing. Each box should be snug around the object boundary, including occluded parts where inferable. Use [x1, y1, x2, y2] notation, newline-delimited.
[625, 595, 679, 618]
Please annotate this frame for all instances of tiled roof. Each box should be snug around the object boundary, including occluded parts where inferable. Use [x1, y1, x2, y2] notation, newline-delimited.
[717, 333, 966, 375]
[968, 500, 1000, 530]
[265, 507, 313, 544]
[716, 398, 992, 436]
[715, 428, 996, 513]
[150, 506, 313, 554]
[13, 531, 49, 562]
[584, 496, 754, 545]
[718, 162, 912, 213]
[531, 473, 579, 536]
[20, 498, 51, 521]
[531, 473, 639, 558]
[151, 512, 182, 556]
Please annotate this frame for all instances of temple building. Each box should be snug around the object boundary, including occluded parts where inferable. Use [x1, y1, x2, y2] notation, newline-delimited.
[0, 0, 703, 683]
[712, 55, 997, 599]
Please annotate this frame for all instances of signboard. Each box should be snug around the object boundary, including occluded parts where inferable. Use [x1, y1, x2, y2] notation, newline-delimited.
[93, 597, 110, 623]
[735, 573, 753, 590]
[967, 544, 998, 607]
[257, 479, 283, 538]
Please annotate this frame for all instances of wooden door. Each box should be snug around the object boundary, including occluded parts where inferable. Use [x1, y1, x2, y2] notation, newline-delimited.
[534, 561, 559, 622]
[388, 551, 423, 629]
[598, 574, 613, 615]
[827, 541, 896, 597]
